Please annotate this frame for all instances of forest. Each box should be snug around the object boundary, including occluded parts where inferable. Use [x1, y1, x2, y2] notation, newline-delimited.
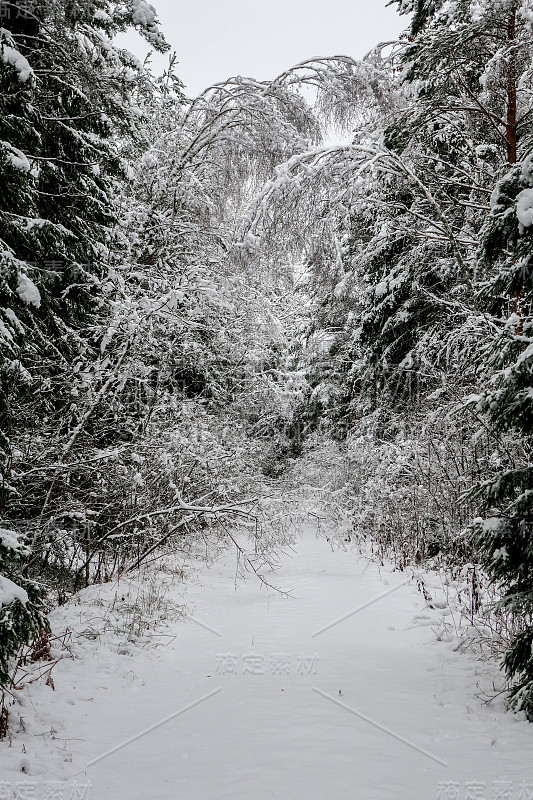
[1, 0, 533, 758]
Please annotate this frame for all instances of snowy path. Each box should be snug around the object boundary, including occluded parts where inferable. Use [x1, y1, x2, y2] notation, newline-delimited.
[81, 528, 532, 800]
[4, 528, 532, 799]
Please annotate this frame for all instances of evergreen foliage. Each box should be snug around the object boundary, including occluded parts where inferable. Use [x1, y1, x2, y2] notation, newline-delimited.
[0, 0, 170, 688]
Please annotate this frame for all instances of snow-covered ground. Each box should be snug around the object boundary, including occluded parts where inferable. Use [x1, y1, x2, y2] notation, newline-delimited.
[1, 526, 532, 800]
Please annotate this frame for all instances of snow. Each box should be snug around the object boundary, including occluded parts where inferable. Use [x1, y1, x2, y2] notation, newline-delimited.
[1, 529, 532, 798]
[521, 155, 533, 186]
[517, 341, 533, 366]
[480, 515, 502, 532]
[93, 9, 111, 22]
[0, 44, 33, 83]
[2, 142, 30, 172]
[516, 188, 533, 229]
[493, 547, 508, 562]
[0, 319, 14, 344]
[374, 279, 388, 298]
[0, 574, 28, 607]
[0, 527, 21, 552]
[139, 152, 158, 169]
[489, 184, 500, 210]
[24, 219, 49, 231]
[16, 273, 41, 308]
[333, 277, 348, 298]
[9, 358, 32, 383]
[3, 308, 24, 333]
[130, 0, 157, 28]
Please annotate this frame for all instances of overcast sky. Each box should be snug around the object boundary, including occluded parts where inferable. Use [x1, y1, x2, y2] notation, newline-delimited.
[117, 1, 408, 97]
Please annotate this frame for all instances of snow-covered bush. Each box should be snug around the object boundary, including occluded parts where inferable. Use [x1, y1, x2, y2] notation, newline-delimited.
[346, 416, 485, 569]
[0, 528, 47, 690]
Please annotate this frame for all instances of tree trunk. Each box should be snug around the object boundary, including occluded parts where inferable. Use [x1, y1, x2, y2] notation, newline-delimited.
[506, 6, 518, 165]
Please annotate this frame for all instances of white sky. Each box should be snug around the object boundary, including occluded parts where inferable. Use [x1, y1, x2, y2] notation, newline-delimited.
[117, 1, 408, 97]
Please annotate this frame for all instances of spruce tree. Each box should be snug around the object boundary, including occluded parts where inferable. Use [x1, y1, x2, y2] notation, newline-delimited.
[0, 0, 168, 687]
[470, 156, 533, 718]
[0, 528, 46, 688]
[391, 0, 533, 716]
